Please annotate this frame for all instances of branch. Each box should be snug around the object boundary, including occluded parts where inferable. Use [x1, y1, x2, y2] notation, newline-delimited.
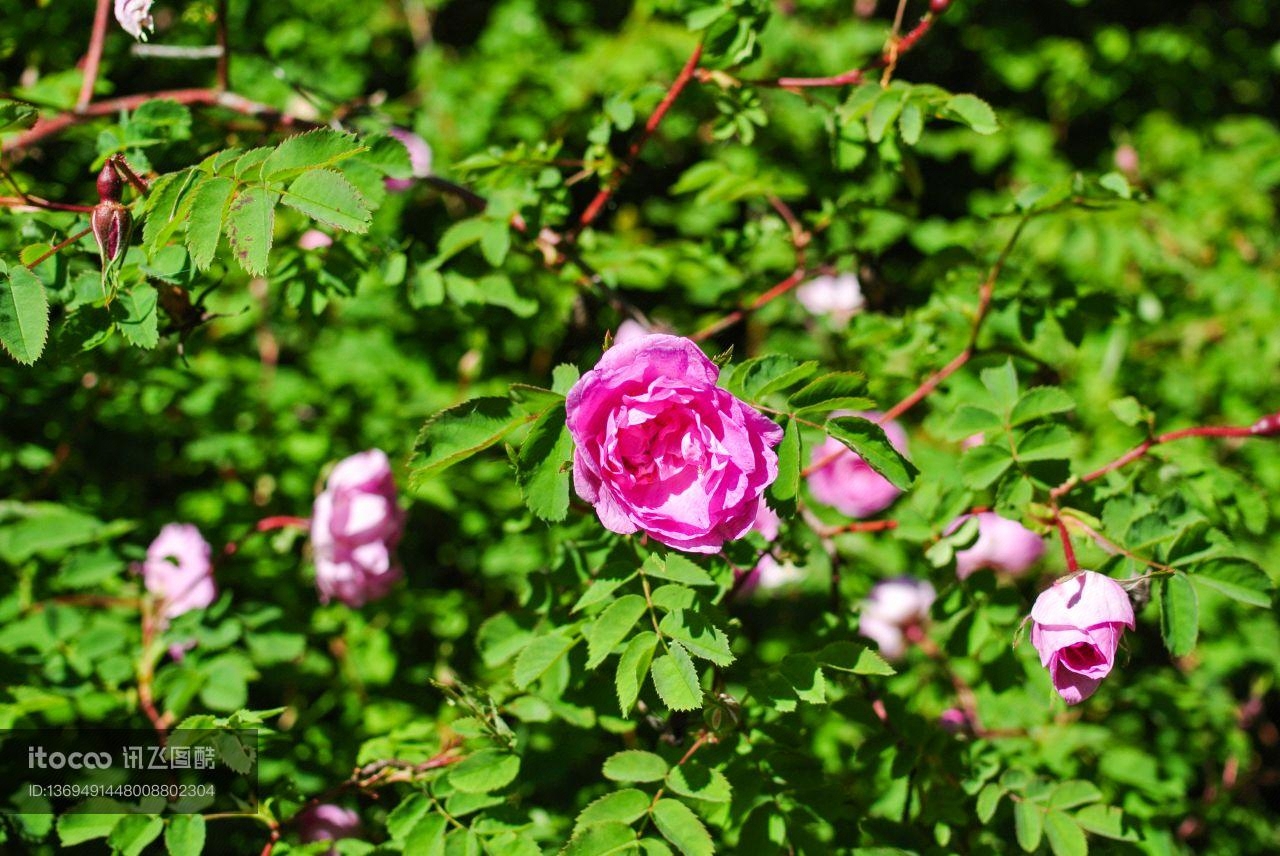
[76, 0, 113, 112]
[215, 0, 231, 90]
[570, 42, 703, 238]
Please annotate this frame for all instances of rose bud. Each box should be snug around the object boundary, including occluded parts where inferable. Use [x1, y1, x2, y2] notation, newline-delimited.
[384, 128, 433, 192]
[1030, 571, 1135, 705]
[939, 708, 971, 734]
[796, 273, 865, 325]
[141, 524, 216, 621]
[951, 512, 1045, 580]
[297, 803, 362, 854]
[311, 450, 406, 607]
[857, 577, 935, 660]
[807, 413, 909, 518]
[114, 0, 155, 41]
[566, 334, 783, 553]
[91, 202, 131, 264]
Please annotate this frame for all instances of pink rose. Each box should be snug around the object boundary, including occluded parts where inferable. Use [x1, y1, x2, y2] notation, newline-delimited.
[566, 334, 783, 554]
[384, 128, 433, 192]
[938, 708, 971, 734]
[114, 0, 154, 40]
[311, 450, 406, 607]
[796, 273, 865, 324]
[297, 803, 361, 852]
[1030, 571, 1135, 705]
[298, 229, 334, 251]
[858, 577, 935, 660]
[952, 512, 1045, 580]
[807, 413, 909, 518]
[613, 319, 651, 345]
[141, 524, 216, 620]
[855, 578, 936, 660]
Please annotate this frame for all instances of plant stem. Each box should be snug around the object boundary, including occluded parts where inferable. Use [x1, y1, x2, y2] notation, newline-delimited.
[76, 0, 113, 112]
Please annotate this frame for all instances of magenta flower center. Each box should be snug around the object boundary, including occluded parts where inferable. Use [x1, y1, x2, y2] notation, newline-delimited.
[1059, 642, 1104, 672]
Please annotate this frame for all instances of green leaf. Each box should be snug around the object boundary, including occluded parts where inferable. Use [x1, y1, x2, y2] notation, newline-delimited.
[866, 88, 906, 143]
[666, 763, 732, 803]
[184, 176, 236, 269]
[588, 595, 649, 669]
[1010, 387, 1076, 425]
[981, 360, 1020, 410]
[824, 415, 918, 490]
[1074, 804, 1135, 840]
[0, 263, 49, 364]
[231, 146, 274, 179]
[574, 789, 652, 832]
[899, 101, 924, 145]
[164, 814, 206, 856]
[563, 821, 640, 856]
[767, 418, 800, 517]
[1098, 171, 1132, 200]
[815, 641, 896, 676]
[57, 813, 121, 847]
[944, 93, 1000, 134]
[261, 129, 365, 180]
[651, 799, 714, 856]
[643, 554, 716, 587]
[616, 631, 658, 714]
[603, 750, 669, 783]
[514, 633, 577, 689]
[281, 169, 372, 233]
[1044, 810, 1088, 856]
[410, 397, 527, 485]
[976, 784, 1003, 823]
[226, 186, 279, 276]
[448, 749, 521, 793]
[787, 372, 869, 414]
[961, 444, 1014, 489]
[945, 405, 1004, 440]
[404, 813, 448, 855]
[516, 402, 573, 522]
[114, 283, 159, 349]
[480, 219, 511, 266]
[658, 610, 734, 666]
[108, 815, 164, 856]
[723, 354, 813, 400]
[1014, 801, 1043, 852]
[386, 793, 430, 843]
[1049, 780, 1103, 810]
[650, 643, 703, 711]
[1159, 572, 1199, 657]
[1191, 558, 1273, 607]
[142, 167, 199, 254]
[1016, 424, 1073, 462]
[1108, 396, 1150, 427]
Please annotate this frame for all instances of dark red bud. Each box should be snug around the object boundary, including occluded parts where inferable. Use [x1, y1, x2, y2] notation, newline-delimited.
[97, 161, 124, 204]
[1251, 413, 1280, 436]
[91, 202, 131, 263]
[930, 0, 951, 13]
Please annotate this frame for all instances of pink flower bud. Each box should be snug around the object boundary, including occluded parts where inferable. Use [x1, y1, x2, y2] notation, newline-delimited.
[311, 450, 406, 607]
[141, 524, 216, 621]
[1251, 412, 1280, 436]
[795, 273, 865, 324]
[938, 708, 970, 733]
[384, 128, 433, 192]
[297, 804, 361, 851]
[91, 202, 131, 263]
[858, 577, 935, 660]
[97, 162, 124, 204]
[1030, 571, 1135, 705]
[807, 412, 909, 518]
[951, 512, 1045, 580]
[1113, 144, 1140, 177]
[114, 0, 155, 41]
[297, 229, 334, 251]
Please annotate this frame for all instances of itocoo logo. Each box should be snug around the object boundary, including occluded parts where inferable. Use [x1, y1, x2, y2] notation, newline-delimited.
[27, 746, 112, 769]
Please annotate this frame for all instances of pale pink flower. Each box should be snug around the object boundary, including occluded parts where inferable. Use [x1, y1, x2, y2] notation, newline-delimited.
[297, 803, 361, 853]
[796, 273, 865, 324]
[613, 319, 651, 345]
[952, 512, 1045, 580]
[858, 577, 935, 660]
[141, 524, 216, 620]
[737, 504, 804, 595]
[114, 0, 154, 41]
[1030, 571, 1135, 705]
[807, 413, 909, 518]
[311, 450, 405, 606]
[298, 229, 333, 250]
[566, 334, 783, 553]
[384, 128, 433, 192]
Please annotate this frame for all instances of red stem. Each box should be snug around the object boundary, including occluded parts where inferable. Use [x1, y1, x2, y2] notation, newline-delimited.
[572, 42, 704, 236]
[76, 0, 113, 112]
[1055, 516, 1079, 573]
[0, 195, 95, 212]
[215, 0, 231, 90]
[25, 226, 93, 270]
[256, 515, 311, 532]
[768, 11, 938, 89]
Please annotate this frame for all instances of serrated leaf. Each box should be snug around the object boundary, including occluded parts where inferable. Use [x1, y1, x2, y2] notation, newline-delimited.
[1108, 396, 1149, 427]
[280, 169, 371, 233]
[57, 813, 121, 847]
[650, 643, 703, 712]
[945, 405, 1004, 440]
[404, 813, 447, 855]
[1014, 801, 1043, 851]
[142, 167, 199, 254]
[164, 814, 206, 856]
[231, 146, 274, 179]
[225, 185, 279, 276]
[651, 799, 714, 856]
[184, 176, 236, 270]
[643, 554, 716, 587]
[410, 397, 527, 485]
[1010, 387, 1075, 426]
[574, 789, 651, 833]
[1190, 558, 1272, 607]
[980, 360, 1019, 410]
[723, 354, 811, 400]
[562, 821, 640, 856]
[666, 763, 732, 803]
[961, 444, 1014, 489]
[0, 263, 49, 364]
[658, 610, 733, 666]
[1049, 780, 1102, 810]
[825, 415, 918, 490]
[114, 283, 159, 349]
[603, 750, 669, 783]
[866, 88, 906, 143]
[767, 418, 800, 516]
[1159, 572, 1199, 657]
[386, 793, 429, 843]
[448, 749, 521, 793]
[1044, 810, 1088, 856]
[108, 815, 164, 856]
[1016, 423, 1073, 462]
[588, 595, 648, 669]
[945, 93, 1000, 134]
[616, 631, 658, 714]
[514, 633, 577, 689]
[976, 784, 1003, 823]
[516, 402, 573, 522]
[787, 372, 868, 413]
[261, 129, 365, 180]
[1074, 804, 1134, 840]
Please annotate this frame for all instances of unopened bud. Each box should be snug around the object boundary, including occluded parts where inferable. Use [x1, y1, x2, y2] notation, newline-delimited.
[929, 0, 951, 13]
[1251, 413, 1280, 436]
[97, 162, 124, 204]
[91, 202, 131, 263]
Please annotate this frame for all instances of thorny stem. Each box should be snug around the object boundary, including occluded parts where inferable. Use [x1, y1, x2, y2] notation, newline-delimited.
[76, 0, 112, 113]
[110, 154, 151, 197]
